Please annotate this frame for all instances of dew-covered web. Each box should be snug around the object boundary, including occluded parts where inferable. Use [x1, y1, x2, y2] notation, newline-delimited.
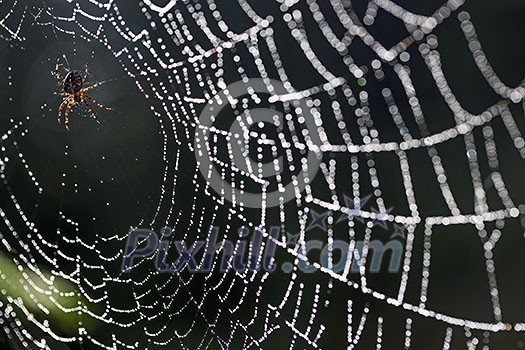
[1, 0, 525, 349]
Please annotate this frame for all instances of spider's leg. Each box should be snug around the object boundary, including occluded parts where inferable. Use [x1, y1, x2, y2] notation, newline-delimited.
[55, 59, 63, 87]
[64, 99, 74, 131]
[58, 96, 70, 124]
[82, 97, 101, 124]
[84, 94, 113, 110]
[82, 64, 88, 84]
[83, 80, 107, 92]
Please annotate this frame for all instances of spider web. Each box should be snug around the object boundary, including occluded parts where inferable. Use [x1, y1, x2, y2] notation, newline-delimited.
[1, 0, 525, 349]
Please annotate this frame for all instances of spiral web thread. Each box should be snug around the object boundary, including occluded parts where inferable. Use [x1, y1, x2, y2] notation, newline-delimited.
[1, 0, 525, 349]
[0, 0, 27, 42]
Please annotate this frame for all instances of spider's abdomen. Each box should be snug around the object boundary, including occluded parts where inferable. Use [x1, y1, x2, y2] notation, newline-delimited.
[63, 71, 83, 94]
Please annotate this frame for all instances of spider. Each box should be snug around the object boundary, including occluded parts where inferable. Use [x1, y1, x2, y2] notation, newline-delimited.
[55, 60, 112, 130]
